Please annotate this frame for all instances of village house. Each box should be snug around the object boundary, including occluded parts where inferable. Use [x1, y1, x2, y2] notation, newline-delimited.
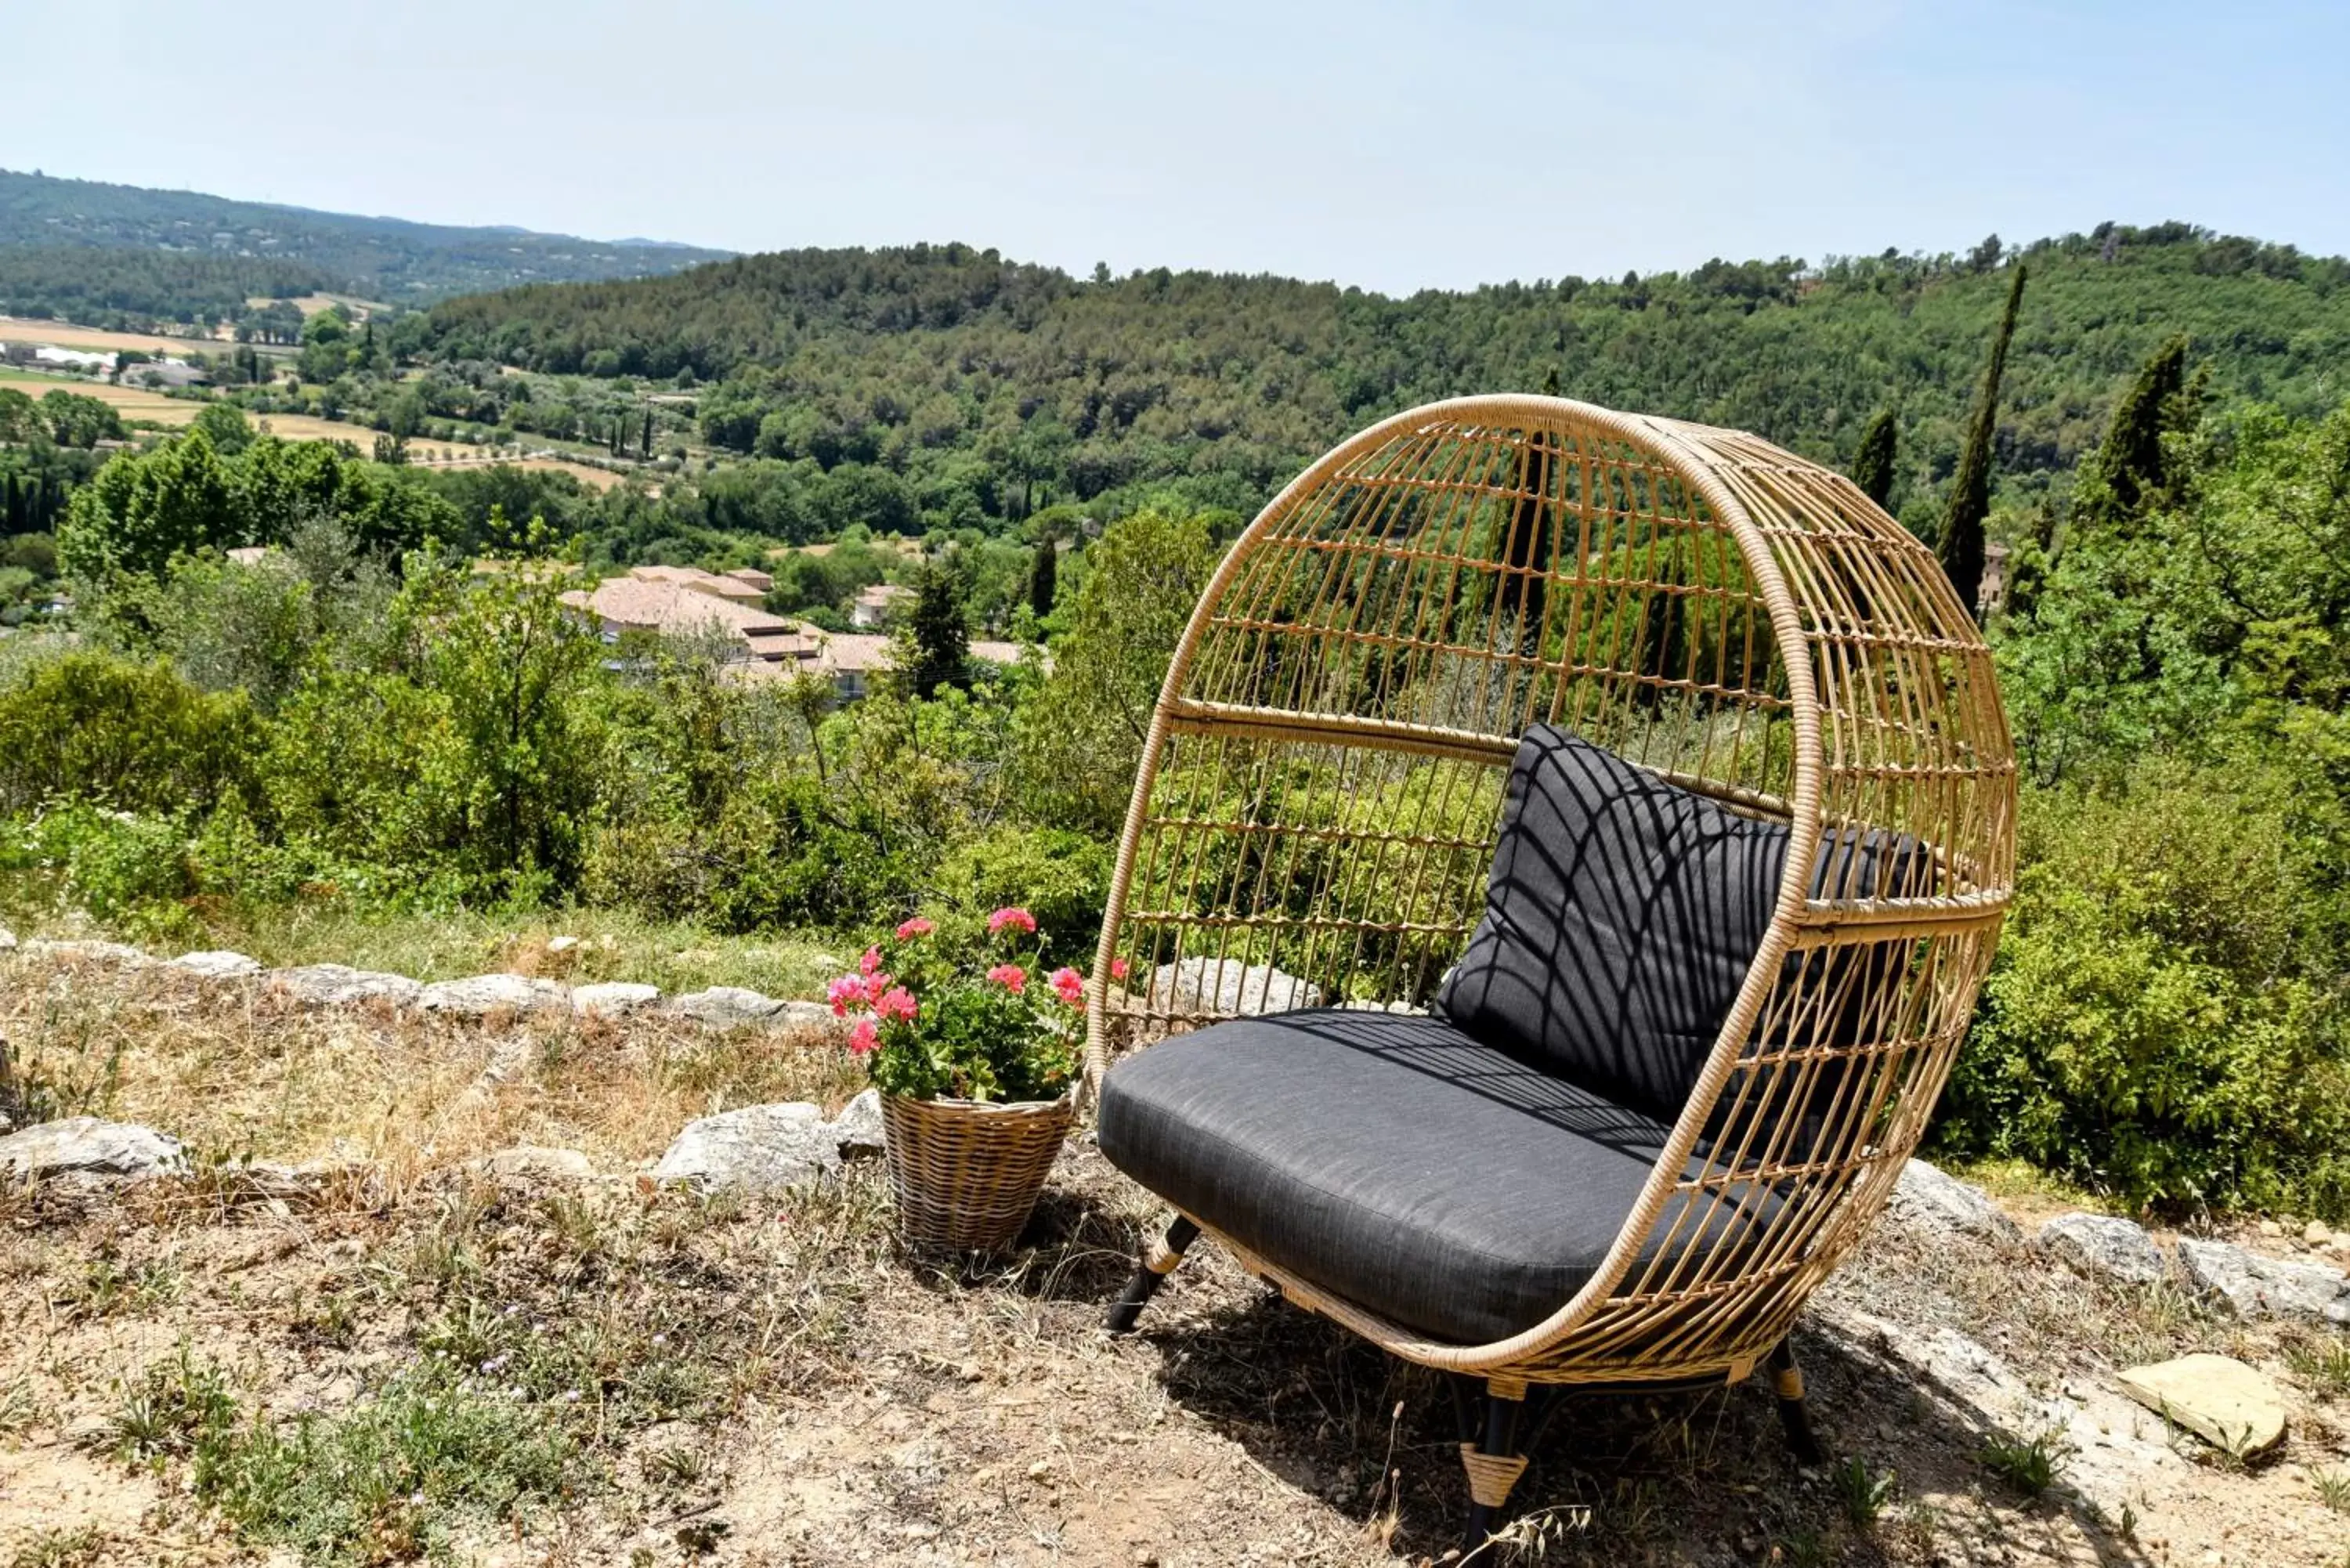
[849, 582, 913, 628]
[562, 564, 1027, 699]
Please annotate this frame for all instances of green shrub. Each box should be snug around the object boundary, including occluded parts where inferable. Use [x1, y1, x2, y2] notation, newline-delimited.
[927, 825, 1112, 963]
[1937, 753, 2350, 1217]
[0, 652, 258, 817]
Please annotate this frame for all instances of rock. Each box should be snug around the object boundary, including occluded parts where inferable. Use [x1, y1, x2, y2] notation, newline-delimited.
[418, 973, 570, 1017]
[170, 949, 262, 979]
[2117, 1354, 2287, 1457]
[779, 999, 845, 1034]
[0, 926, 16, 951]
[475, 1145, 595, 1182]
[1888, 1158, 2023, 1245]
[1815, 1303, 2178, 1514]
[546, 935, 582, 954]
[653, 1103, 839, 1190]
[269, 963, 425, 1009]
[572, 981, 662, 1017]
[0, 1117, 186, 1183]
[830, 1088, 884, 1155]
[2304, 1221, 2332, 1248]
[1147, 957, 1322, 1017]
[2034, 1212, 2167, 1286]
[2176, 1237, 2350, 1325]
[669, 986, 786, 1028]
[2258, 1219, 2285, 1239]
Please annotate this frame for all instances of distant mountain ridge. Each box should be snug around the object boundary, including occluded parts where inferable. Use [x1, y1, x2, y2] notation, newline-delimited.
[0, 168, 734, 322]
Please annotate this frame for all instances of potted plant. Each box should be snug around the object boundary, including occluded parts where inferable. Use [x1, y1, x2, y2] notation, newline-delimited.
[828, 908, 1084, 1250]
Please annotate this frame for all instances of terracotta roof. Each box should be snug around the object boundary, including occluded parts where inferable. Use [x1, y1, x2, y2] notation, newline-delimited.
[625, 564, 765, 603]
[854, 583, 914, 608]
[574, 576, 794, 641]
[725, 567, 774, 591]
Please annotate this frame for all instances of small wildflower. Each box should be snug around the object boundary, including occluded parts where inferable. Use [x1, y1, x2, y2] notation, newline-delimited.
[987, 907, 1037, 936]
[1048, 966, 1085, 1006]
[985, 963, 1027, 994]
[564, 1389, 582, 1404]
[895, 916, 935, 941]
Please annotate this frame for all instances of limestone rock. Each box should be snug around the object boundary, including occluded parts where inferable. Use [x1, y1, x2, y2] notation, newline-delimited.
[1147, 957, 1322, 1017]
[1888, 1158, 2023, 1245]
[2176, 1237, 2350, 1325]
[653, 1103, 839, 1190]
[572, 981, 662, 1017]
[419, 973, 570, 1017]
[2304, 1220, 2333, 1248]
[475, 1145, 595, 1182]
[669, 986, 786, 1028]
[830, 1088, 884, 1155]
[0, 926, 16, 951]
[546, 935, 582, 954]
[2117, 1354, 2287, 1457]
[2034, 1212, 2166, 1286]
[171, 949, 262, 979]
[779, 999, 845, 1034]
[0, 1117, 186, 1183]
[269, 964, 425, 1009]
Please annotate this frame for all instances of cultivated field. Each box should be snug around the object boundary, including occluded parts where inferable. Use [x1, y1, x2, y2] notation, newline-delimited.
[0, 367, 625, 489]
[0, 316, 218, 356]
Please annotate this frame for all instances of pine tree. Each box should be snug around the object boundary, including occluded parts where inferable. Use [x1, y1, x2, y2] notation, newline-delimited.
[1027, 539, 1058, 619]
[2074, 336, 2189, 533]
[907, 560, 971, 695]
[1849, 408, 1899, 510]
[1940, 262, 2026, 618]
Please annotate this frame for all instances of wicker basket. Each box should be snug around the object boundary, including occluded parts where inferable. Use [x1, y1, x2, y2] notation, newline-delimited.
[880, 1092, 1074, 1252]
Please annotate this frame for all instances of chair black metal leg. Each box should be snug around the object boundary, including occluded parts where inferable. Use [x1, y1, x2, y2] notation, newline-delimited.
[1767, 1337, 1824, 1465]
[1461, 1380, 1531, 1559]
[1104, 1215, 1200, 1334]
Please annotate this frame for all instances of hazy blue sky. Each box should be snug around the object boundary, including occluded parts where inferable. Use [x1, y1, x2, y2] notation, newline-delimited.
[12, 1, 2346, 292]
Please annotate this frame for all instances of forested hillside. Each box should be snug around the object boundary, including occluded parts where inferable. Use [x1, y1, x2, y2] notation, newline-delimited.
[408, 222, 2350, 538]
[0, 168, 733, 327]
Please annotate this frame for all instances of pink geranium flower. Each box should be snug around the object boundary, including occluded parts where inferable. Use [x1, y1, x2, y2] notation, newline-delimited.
[1049, 966, 1085, 1006]
[985, 963, 1027, 993]
[986, 907, 1037, 936]
[1109, 957, 1129, 980]
[859, 945, 884, 977]
[895, 916, 935, 941]
[873, 985, 917, 1022]
[826, 974, 866, 1017]
[862, 970, 895, 1005]
[847, 1018, 879, 1055]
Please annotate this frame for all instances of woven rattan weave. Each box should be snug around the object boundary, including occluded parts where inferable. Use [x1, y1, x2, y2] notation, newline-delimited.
[1082, 394, 2015, 1532]
[880, 1093, 1074, 1252]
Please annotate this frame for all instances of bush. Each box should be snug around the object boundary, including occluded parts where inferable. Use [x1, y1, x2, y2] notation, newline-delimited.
[0, 652, 258, 817]
[1936, 753, 2350, 1217]
[927, 826, 1111, 963]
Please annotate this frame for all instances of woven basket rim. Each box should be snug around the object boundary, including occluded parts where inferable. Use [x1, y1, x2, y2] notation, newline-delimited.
[884, 1090, 1075, 1115]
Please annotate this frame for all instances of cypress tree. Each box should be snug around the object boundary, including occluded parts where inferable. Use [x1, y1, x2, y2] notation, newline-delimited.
[1940, 261, 2026, 618]
[642, 407, 656, 459]
[1027, 539, 1058, 619]
[2076, 336, 2189, 533]
[907, 560, 971, 695]
[1849, 408, 1899, 511]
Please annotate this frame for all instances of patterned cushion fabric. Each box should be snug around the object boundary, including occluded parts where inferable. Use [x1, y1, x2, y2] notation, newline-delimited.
[1434, 726, 1928, 1124]
[1097, 1009, 1778, 1344]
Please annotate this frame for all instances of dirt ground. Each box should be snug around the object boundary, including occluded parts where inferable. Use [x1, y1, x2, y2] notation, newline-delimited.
[2, 953, 2348, 1567]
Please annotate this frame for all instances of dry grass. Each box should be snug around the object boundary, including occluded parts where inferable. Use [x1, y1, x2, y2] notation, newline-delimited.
[2, 960, 2347, 1566]
[1, 952, 860, 1180]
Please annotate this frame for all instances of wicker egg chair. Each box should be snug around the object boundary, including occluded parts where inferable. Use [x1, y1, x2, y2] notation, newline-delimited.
[1082, 394, 2016, 1547]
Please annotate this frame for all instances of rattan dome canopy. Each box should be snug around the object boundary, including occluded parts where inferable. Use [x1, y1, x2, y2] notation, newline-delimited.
[1084, 394, 2017, 1386]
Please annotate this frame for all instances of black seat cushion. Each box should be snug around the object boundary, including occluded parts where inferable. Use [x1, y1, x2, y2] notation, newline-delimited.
[1435, 726, 1927, 1124]
[1097, 1010, 1778, 1344]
